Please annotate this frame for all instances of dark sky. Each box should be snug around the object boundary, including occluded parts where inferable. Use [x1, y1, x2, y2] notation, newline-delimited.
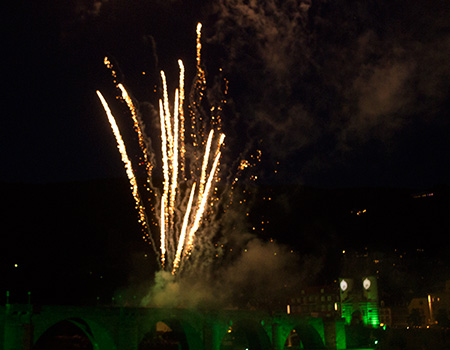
[2, 0, 450, 188]
[2, 0, 450, 306]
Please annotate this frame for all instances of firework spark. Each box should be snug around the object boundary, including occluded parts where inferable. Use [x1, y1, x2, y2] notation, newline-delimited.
[185, 133, 225, 257]
[173, 182, 196, 272]
[96, 24, 227, 273]
[118, 84, 153, 177]
[96, 90, 156, 250]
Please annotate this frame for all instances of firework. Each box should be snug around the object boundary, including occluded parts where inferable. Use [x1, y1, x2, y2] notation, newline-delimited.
[96, 24, 226, 273]
[96, 91, 156, 250]
[173, 182, 196, 272]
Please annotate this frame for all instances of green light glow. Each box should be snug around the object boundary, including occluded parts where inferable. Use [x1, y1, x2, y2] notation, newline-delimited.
[341, 302, 380, 328]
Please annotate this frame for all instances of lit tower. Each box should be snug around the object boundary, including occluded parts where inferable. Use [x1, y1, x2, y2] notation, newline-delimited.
[362, 276, 380, 327]
[339, 276, 380, 327]
[339, 278, 354, 324]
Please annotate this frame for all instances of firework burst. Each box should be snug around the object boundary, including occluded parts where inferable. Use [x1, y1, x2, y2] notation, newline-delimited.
[96, 23, 229, 274]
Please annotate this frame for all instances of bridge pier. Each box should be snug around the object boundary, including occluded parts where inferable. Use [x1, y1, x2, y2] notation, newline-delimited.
[2, 304, 32, 350]
[271, 322, 282, 350]
[324, 318, 346, 350]
[203, 321, 226, 350]
[118, 307, 138, 350]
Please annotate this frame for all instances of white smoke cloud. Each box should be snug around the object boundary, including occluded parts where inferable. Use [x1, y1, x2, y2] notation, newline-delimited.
[139, 236, 310, 309]
[141, 270, 217, 308]
[339, 59, 415, 146]
[210, 0, 312, 84]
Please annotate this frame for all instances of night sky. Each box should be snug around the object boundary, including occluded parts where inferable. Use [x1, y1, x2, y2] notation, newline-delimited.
[2, 0, 450, 305]
[3, 0, 450, 187]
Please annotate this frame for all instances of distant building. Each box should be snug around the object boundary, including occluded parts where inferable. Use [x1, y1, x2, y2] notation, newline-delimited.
[408, 297, 430, 326]
[288, 285, 340, 319]
[379, 303, 392, 327]
[408, 280, 450, 327]
[390, 305, 409, 328]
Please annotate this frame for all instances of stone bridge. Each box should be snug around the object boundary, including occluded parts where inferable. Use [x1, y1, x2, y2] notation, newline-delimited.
[1, 304, 346, 350]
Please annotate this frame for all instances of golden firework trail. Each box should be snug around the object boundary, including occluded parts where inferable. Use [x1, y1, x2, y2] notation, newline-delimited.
[178, 60, 186, 177]
[96, 91, 154, 248]
[118, 84, 153, 177]
[185, 133, 225, 256]
[96, 23, 227, 273]
[173, 182, 196, 272]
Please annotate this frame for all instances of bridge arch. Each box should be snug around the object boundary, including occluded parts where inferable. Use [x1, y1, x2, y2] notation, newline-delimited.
[220, 318, 271, 350]
[280, 322, 325, 350]
[137, 315, 203, 350]
[32, 315, 116, 350]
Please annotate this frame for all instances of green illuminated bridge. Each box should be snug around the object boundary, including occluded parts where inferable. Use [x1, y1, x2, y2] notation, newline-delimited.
[0, 304, 348, 350]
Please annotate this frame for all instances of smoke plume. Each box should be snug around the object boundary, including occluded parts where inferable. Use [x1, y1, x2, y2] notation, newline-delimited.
[208, 0, 450, 185]
[140, 235, 312, 310]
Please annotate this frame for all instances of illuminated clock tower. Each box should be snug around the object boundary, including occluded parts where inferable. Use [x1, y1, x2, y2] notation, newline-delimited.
[339, 276, 380, 327]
